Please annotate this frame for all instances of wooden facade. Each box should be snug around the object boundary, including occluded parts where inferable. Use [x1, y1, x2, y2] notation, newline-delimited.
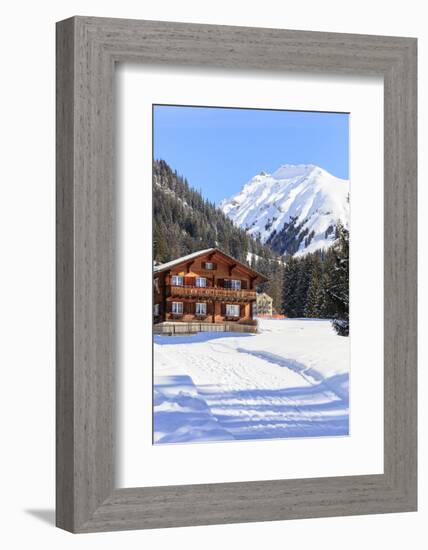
[153, 248, 267, 326]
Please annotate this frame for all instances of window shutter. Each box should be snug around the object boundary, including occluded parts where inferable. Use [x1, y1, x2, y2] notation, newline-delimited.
[240, 304, 245, 317]
[241, 280, 248, 290]
[217, 278, 224, 288]
[221, 303, 226, 315]
[201, 262, 206, 269]
[167, 301, 172, 313]
[184, 276, 194, 286]
[212, 262, 217, 270]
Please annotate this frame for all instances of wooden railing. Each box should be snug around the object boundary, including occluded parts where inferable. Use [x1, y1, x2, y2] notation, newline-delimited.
[167, 285, 256, 301]
[154, 321, 259, 335]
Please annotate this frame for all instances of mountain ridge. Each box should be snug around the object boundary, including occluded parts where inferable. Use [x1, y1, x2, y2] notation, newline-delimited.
[220, 164, 349, 257]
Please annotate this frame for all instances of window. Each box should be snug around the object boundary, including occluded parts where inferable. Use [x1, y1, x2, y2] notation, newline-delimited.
[225, 304, 240, 317]
[171, 275, 184, 286]
[172, 302, 183, 314]
[195, 302, 207, 315]
[225, 279, 241, 290]
[196, 277, 207, 288]
[153, 303, 160, 316]
[204, 262, 214, 270]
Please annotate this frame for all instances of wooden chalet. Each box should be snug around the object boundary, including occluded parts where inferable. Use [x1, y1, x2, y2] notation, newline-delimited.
[153, 248, 267, 327]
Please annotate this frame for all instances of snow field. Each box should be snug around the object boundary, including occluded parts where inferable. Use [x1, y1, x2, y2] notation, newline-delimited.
[153, 318, 349, 444]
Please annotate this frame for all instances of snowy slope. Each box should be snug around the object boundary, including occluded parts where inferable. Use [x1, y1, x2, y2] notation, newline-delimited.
[153, 318, 349, 444]
[220, 164, 349, 256]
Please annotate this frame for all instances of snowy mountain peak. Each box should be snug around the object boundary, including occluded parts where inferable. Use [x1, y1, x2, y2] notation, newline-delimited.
[220, 164, 349, 257]
[272, 163, 317, 180]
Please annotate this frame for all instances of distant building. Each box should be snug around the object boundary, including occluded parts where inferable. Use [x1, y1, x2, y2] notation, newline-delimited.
[153, 248, 267, 325]
[255, 292, 273, 316]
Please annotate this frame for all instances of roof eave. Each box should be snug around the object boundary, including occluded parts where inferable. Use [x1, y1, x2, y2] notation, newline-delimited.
[153, 247, 269, 281]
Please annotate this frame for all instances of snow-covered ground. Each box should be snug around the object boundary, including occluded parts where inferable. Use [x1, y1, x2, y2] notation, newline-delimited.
[153, 318, 349, 444]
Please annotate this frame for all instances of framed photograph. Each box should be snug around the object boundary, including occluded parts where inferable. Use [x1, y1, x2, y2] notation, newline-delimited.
[56, 17, 417, 532]
[151, 105, 351, 446]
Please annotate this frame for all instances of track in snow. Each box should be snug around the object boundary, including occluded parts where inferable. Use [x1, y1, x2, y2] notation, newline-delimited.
[153, 319, 349, 444]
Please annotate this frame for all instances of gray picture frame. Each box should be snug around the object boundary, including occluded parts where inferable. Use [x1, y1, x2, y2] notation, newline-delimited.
[56, 16, 417, 533]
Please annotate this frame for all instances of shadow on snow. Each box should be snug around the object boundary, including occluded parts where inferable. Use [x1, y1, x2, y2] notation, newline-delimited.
[154, 331, 254, 346]
[154, 367, 349, 444]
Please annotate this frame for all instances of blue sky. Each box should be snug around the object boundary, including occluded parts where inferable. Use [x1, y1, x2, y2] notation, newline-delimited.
[153, 105, 349, 204]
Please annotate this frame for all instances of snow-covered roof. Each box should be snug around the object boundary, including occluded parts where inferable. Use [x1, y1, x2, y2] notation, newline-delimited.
[153, 247, 268, 281]
[153, 248, 215, 273]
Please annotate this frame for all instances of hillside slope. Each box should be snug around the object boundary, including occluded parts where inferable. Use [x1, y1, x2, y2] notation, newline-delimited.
[220, 164, 349, 256]
[153, 159, 277, 265]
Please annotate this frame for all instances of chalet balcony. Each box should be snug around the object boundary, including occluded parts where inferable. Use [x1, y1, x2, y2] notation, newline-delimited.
[167, 284, 257, 302]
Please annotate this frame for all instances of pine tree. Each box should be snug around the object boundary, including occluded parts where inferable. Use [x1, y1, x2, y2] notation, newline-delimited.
[294, 258, 311, 316]
[326, 222, 349, 335]
[305, 255, 323, 317]
[153, 223, 168, 263]
[317, 249, 335, 317]
[282, 256, 301, 317]
[266, 262, 284, 313]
